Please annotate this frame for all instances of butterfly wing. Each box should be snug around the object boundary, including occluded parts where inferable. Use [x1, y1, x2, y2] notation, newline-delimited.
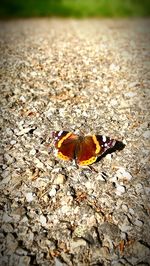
[76, 135, 116, 166]
[53, 131, 78, 161]
[96, 135, 116, 155]
[76, 136, 98, 166]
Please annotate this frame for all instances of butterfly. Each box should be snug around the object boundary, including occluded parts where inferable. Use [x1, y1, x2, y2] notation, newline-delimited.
[52, 131, 116, 166]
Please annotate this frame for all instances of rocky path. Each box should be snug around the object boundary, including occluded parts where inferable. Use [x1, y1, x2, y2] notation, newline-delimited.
[0, 18, 150, 266]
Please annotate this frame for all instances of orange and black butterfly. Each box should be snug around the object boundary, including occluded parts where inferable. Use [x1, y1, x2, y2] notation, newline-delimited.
[52, 131, 116, 166]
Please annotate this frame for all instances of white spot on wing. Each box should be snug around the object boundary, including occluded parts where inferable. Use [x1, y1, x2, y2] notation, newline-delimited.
[58, 130, 63, 137]
[102, 135, 106, 142]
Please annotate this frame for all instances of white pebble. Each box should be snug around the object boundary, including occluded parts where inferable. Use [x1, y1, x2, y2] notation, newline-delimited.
[110, 99, 118, 106]
[18, 256, 30, 266]
[129, 208, 134, 215]
[96, 173, 106, 182]
[1, 175, 10, 185]
[134, 219, 143, 227]
[19, 96, 26, 102]
[124, 92, 137, 98]
[10, 140, 17, 145]
[116, 168, 132, 181]
[120, 224, 132, 233]
[39, 215, 47, 226]
[54, 258, 64, 266]
[49, 187, 57, 197]
[54, 174, 65, 185]
[109, 175, 117, 182]
[25, 192, 34, 202]
[143, 130, 150, 139]
[29, 148, 36, 156]
[103, 85, 110, 93]
[109, 63, 120, 71]
[128, 81, 139, 88]
[34, 158, 44, 169]
[105, 154, 112, 160]
[3, 213, 13, 222]
[122, 204, 128, 212]
[70, 239, 86, 250]
[4, 154, 14, 164]
[135, 183, 143, 194]
[115, 184, 126, 195]
[30, 71, 37, 77]
[1, 170, 10, 179]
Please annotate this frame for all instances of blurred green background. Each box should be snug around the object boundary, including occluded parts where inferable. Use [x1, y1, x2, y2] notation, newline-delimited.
[1, 0, 150, 18]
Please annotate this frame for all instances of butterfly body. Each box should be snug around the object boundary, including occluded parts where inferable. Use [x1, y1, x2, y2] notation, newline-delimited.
[52, 131, 116, 166]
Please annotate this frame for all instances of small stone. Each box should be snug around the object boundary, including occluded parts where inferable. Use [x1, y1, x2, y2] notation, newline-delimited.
[92, 67, 97, 73]
[54, 258, 65, 266]
[6, 128, 13, 136]
[29, 148, 36, 156]
[6, 233, 18, 254]
[25, 192, 34, 202]
[16, 248, 28, 255]
[129, 208, 134, 215]
[1, 175, 11, 184]
[110, 175, 118, 182]
[20, 215, 28, 223]
[122, 204, 128, 212]
[61, 205, 72, 214]
[39, 214, 47, 226]
[109, 63, 120, 71]
[4, 154, 14, 164]
[19, 96, 26, 102]
[135, 183, 143, 194]
[1, 170, 10, 178]
[70, 239, 87, 250]
[49, 187, 57, 197]
[128, 81, 139, 88]
[120, 224, 132, 233]
[10, 140, 17, 145]
[2, 223, 13, 233]
[32, 177, 49, 188]
[96, 173, 106, 181]
[2, 164, 7, 169]
[18, 256, 30, 266]
[124, 91, 137, 98]
[73, 225, 86, 238]
[34, 158, 44, 169]
[103, 85, 110, 93]
[134, 219, 144, 227]
[33, 128, 42, 136]
[110, 99, 118, 106]
[3, 213, 13, 223]
[124, 241, 150, 264]
[11, 214, 21, 223]
[28, 230, 34, 243]
[30, 71, 37, 77]
[54, 174, 66, 185]
[143, 130, 150, 139]
[116, 168, 133, 181]
[105, 154, 112, 160]
[115, 184, 126, 195]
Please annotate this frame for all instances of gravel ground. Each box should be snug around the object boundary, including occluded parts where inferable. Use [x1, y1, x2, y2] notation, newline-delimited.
[0, 18, 150, 266]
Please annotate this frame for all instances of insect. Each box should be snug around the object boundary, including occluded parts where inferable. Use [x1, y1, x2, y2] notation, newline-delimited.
[52, 131, 116, 166]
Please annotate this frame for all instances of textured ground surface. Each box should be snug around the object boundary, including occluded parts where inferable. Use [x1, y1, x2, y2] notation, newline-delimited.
[0, 18, 150, 266]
